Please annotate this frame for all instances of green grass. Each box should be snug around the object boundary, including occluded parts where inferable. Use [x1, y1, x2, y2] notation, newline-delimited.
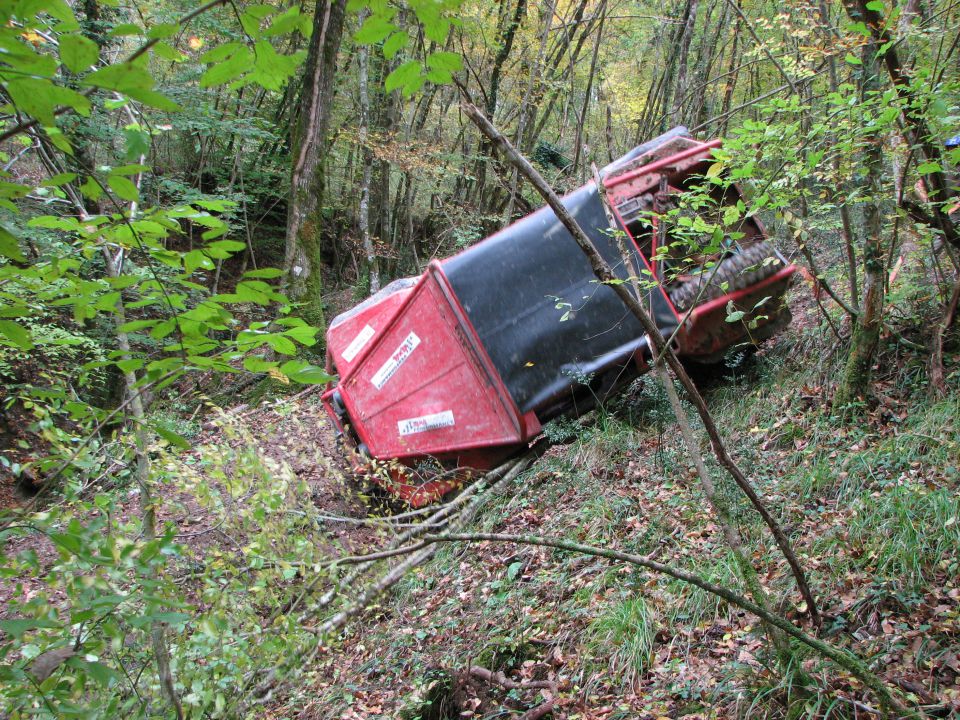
[841, 485, 960, 589]
[586, 596, 657, 687]
[665, 551, 741, 628]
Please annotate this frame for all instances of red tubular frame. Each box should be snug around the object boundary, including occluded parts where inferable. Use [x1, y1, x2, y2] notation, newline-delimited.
[603, 139, 722, 190]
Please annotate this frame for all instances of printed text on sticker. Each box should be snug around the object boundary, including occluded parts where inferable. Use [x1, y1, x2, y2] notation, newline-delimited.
[371, 332, 421, 390]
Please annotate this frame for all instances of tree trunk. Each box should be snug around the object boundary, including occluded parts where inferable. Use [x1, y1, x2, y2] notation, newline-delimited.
[835, 16, 885, 406]
[357, 30, 380, 293]
[504, 0, 555, 225]
[850, 0, 960, 251]
[670, 0, 699, 123]
[284, 0, 347, 331]
[571, 0, 606, 180]
[472, 0, 526, 209]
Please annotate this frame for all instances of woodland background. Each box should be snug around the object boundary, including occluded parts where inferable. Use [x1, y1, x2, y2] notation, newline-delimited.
[0, 0, 959, 717]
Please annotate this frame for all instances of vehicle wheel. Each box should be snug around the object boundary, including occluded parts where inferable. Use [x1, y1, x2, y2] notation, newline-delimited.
[668, 240, 786, 312]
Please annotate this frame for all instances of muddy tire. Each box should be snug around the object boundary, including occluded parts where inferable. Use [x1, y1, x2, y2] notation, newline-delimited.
[668, 240, 786, 312]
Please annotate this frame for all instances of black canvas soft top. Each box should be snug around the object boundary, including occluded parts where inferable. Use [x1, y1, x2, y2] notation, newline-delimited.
[442, 178, 677, 415]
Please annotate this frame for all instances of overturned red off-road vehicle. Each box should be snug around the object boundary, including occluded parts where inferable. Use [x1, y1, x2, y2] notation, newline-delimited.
[322, 127, 796, 506]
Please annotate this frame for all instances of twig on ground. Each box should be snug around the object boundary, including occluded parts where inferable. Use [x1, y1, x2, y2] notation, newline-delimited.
[426, 531, 916, 717]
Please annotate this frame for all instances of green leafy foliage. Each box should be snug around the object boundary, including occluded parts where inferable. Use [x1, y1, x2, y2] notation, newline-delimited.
[352, 0, 464, 94]
[0, 0, 336, 715]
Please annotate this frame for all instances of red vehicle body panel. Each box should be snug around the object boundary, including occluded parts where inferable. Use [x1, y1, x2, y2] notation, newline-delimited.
[334, 264, 539, 460]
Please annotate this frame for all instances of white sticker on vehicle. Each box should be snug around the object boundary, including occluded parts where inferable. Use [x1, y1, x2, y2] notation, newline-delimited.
[371, 332, 420, 390]
[341, 324, 375, 362]
[398, 410, 455, 436]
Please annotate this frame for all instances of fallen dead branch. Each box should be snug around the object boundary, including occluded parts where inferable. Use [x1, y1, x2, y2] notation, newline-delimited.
[426, 531, 917, 718]
[233, 449, 543, 714]
[458, 93, 819, 624]
[469, 665, 558, 720]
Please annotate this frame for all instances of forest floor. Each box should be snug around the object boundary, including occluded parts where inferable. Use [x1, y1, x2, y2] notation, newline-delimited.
[260, 287, 960, 719]
[3, 284, 959, 719]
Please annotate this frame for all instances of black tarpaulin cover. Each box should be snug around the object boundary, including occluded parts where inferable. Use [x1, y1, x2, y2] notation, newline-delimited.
[442, 183, 678, 414]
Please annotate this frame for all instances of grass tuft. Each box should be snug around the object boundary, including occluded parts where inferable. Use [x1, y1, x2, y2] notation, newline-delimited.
[586, 596, 657, 688]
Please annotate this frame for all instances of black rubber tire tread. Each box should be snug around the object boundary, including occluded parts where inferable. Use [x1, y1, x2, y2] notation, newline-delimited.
[668, 241, 785, 312]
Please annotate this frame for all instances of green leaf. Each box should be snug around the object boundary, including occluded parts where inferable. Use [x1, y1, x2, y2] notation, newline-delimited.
[193, 198, 237, 211]
[284, 325, 318, 345]
[266, 334, 297, 354]
[426, 51, 461, 72]
[40, 172, 78, 187]
[79, 176, 103, 201]
[242, 267, 284, 279]
[115, 358, 143, 373]
[280, 360, 332, 384]
[246, 41, 305, 91]
[82, 660, 117, 687]
[0, 320, 33, 350]
[109, 23, 142, 36]
[124, 88, 181, 112]
[0, 617, 60, 638]
[84, 62, 153, 93]
[425, 68, 451, 84]
[847, 20, 871, 36]
[50, 532, 84, 555]
[107, 175, 139, 201]
[111, 164, 150, 175]
[123, 127, 150, 160]
[385, 60, 421, 93]
[240, 8, 265, 38]
[355, 15, 396, 44]
[382, 31, 408, 59]
[118, 319, 157, 332]
[425, 21, 450, 44]
[916, 161, 942, 175]
[153, 41, 186, 62]
[154, 426, 190, 449]
[864, 0, 884, 10]
[844, 53, 862, 65]
[205, 239, 246, 257]
[264, 6, 308, 36]
[234, 281, 271, 304]
[146, 22, 180, 39]
[5, 78, 91, 124]
[725, 310, 745, 323]
[28, 215, 81, 229]
[143, 612, 191, 626]
[200, 42, 243, 63]
[184, 249, 214, 273]
[243, 356, 275, 372]
[201, 47, 249, 87]
[59, 33, 100, 72]
[0, 225, 25, 262]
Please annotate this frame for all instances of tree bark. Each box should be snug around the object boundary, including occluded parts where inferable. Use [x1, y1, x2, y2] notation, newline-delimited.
[357, 29, 380, 293]
[835, 4, 886, 406]
[284, 0, 347, 330]
[670, 0, 699, 123]
[848, 0, 960, 251]
[472, 0, 527, 209]
[571, 0, 606, 180]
